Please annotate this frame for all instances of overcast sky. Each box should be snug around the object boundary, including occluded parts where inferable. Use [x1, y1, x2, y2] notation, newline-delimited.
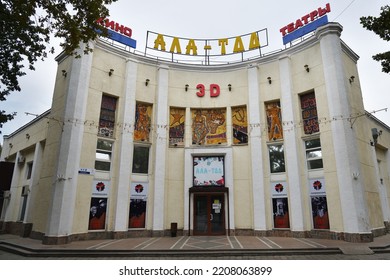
[1, 0, 389, 143]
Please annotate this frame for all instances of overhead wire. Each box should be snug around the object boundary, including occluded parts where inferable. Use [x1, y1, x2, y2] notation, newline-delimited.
[331, 0, 358, 21]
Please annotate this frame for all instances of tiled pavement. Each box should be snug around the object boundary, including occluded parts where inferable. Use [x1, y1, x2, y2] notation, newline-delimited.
[1, 234, 390, 259]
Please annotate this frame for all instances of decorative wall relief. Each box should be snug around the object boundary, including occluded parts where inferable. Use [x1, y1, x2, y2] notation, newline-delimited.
[192, 108, 227, 145]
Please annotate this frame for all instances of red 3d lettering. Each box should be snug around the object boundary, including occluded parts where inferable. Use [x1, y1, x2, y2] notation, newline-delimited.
[196, 84, 206, 97]
[196, 84, 221, 97]
[210, 84, 220, 97]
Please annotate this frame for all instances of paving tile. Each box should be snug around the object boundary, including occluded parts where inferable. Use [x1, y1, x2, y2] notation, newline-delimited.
[1, 233, 390, 260]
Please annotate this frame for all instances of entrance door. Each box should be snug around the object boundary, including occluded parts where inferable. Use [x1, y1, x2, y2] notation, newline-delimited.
[193, 193, 225, 235]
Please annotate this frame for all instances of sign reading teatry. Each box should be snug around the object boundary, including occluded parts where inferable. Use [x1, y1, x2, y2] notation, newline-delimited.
[146, 29, 268, 64]
[280, 3, 331, 45]
[96, 18, 137, 48]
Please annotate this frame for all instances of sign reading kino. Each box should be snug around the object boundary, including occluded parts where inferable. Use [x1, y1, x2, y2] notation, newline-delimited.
[146, 29, 268, 60]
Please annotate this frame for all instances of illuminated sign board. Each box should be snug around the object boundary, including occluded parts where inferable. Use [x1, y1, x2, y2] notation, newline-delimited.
[280, 3, 331, 45]
[193, 156, 225, 186]
[96, 18, 137, 48]
[146, 29, 268, 64]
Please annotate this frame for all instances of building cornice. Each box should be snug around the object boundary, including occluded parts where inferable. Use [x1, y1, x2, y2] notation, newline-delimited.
[3, 109, 51, 140]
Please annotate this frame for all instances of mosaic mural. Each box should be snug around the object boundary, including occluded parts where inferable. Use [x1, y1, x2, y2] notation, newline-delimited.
[232, 106, 248, 144]
[192, 108, 227, 145]
[134, 103, 152, 141]
[266, 101, 283, 141]
[300, 92, 319, 135]
[169, 107, 185, 146]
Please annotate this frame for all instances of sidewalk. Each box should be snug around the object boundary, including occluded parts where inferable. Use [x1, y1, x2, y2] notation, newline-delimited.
[1, 233, 390, 259]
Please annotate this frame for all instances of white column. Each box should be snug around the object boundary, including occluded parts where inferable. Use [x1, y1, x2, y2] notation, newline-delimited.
[113, 59, 138, 232]
[317, 23, 370, 234]
[183, 108, 192, 233]
[279, 55, 305, 231]
[24, 141, 44, 223]
[152, 65, 169, 234]
[4, 151, 22, 221]
[248, 65, 267, 231]
[384, 151, 390, 223]
[45, 43, 94, 239]
[371, 149, 390, 222]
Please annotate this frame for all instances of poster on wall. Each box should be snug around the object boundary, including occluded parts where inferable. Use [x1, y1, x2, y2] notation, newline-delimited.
[193, 156, 225, 186]
[192, 109, 226, 145]
[311, 196, 330, 229]
[88, 197, 107, 230]
[309, 178, 326, 196]
[129, 199, 147, 228]
[271, 182, 288, 197]
[129, 182, 148, 228]
[271, 182, 290, 229]
[232, 106, 248, 144]
[134, 103, 152, 142]
[89, 180, 109, 230]
[130, 182, 149, 198]
[169, 107, 185, 146]
[266, 101, 283, 141]
[272, 197, 290, 228]
[91, 180, 110, 197]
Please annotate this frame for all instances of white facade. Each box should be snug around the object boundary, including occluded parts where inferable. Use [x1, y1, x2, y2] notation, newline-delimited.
[1, 23, 390, 244]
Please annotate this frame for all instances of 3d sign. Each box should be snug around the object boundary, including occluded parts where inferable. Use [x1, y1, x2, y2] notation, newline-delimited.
[196, 84, 220, 98]
[96, 18, 137, 48]
[280, 3, 331, 45]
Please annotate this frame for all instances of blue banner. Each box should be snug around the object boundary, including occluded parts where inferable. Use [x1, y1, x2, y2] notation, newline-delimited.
[107, 29, 137, 48]
[283, 15, 328, 45]
[96, 28, 137, 48]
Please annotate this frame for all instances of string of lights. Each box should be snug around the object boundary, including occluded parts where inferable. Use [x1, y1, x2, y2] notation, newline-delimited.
[23, 107, 387, 142]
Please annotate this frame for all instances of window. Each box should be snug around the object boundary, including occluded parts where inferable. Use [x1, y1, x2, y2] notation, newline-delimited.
[26, 162, 33, 180]
[19, 186, 29, 221]
[95, 140, 113, 171]
[268, 144, 286, 173]
[98, 95, 117, 138]
[305, 138, 323, 170]
[132, 146, 150, 174]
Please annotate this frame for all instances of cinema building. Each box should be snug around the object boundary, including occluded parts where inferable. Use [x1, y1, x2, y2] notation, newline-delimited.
[1, 22, 390, 244]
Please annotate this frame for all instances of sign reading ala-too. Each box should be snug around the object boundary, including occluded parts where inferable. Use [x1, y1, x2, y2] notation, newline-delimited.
[145, 28, 269, 64]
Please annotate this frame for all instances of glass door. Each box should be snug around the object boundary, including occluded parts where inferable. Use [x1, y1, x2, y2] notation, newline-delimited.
[193, 193, 225, 235]
[194, 195, 208, 234]
[210, 194, 224, 234]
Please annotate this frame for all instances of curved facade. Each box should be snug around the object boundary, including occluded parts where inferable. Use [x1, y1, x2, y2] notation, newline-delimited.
[1, 23, 390, 244]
